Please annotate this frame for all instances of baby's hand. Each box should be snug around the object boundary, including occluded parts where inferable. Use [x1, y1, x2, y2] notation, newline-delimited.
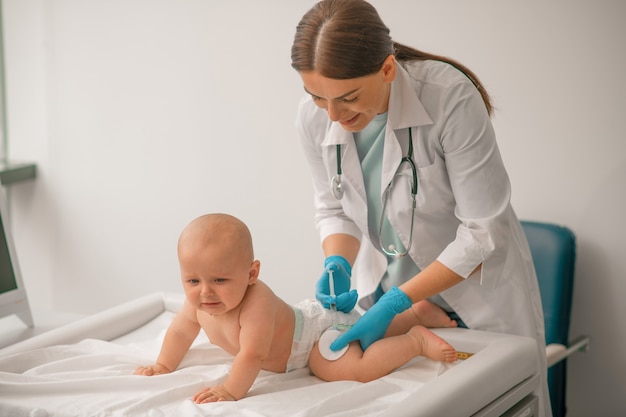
[134, 363, 171, 376]
[193, 385, 236, 403]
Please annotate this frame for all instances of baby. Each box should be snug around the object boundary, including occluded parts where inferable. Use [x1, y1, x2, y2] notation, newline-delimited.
[135, 213, 457, 403]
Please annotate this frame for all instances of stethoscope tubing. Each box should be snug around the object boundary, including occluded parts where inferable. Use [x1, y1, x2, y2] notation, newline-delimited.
[330, 128, 418, 258]
[330, 144, 344, 200]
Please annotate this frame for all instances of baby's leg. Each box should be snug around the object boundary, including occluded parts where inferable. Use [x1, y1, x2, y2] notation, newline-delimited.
[386, 300, 457, 337]
[309, 325, 456, 383]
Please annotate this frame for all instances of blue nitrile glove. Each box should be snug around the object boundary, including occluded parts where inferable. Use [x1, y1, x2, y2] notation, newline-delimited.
[330, 286, 412, 351]
[315, 255, 358, 313]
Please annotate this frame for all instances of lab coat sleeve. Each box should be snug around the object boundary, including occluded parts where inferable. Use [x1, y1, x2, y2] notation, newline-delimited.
[295, 97, 362, 243]
[434, 79, 512, 288]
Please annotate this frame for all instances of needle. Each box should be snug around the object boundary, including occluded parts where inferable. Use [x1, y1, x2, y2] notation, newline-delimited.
[328, 269, 338, 330]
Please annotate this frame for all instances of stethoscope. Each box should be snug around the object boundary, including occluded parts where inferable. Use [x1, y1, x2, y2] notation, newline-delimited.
[330, 128, 418, 258]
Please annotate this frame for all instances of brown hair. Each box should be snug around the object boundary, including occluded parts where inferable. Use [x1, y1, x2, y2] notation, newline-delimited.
[291, 0, 493, 116]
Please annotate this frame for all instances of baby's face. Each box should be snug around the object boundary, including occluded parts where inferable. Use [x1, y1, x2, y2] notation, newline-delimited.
[179, 242, 257, 316]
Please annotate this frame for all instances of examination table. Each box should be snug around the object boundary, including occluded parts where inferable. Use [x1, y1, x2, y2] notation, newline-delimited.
[0, 292, 541, 417]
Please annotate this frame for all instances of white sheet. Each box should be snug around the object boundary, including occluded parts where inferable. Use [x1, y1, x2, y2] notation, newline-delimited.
[0, 310, 453, 417]
[0, 293, 540, 417]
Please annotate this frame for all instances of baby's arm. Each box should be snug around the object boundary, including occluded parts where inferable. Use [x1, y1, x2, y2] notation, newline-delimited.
[135, 300, 201, 376]
[193, 290, 276, 402]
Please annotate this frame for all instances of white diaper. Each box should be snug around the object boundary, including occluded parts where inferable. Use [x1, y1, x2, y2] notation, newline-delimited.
[285, 299, 360, 372]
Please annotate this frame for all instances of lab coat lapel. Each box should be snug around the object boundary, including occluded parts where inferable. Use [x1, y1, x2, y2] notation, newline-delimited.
[380, 127, 403, 195]
[321, 121, 351, 147]
[381, 64, 433, 194]
[388, 62, 434, 128]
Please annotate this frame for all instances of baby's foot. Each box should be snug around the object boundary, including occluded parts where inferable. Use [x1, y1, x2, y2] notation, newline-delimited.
[412, 300, 458, 328]
[408, 325, 458, 363]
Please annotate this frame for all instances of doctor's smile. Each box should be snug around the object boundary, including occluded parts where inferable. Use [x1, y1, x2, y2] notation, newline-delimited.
[339, 113, 360, 128]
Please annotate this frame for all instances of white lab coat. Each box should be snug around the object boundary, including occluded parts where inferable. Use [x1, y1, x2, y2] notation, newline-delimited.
[296, 60, 551, 417]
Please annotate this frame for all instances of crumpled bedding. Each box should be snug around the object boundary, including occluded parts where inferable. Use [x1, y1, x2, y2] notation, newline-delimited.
[0, 311, 453, 417]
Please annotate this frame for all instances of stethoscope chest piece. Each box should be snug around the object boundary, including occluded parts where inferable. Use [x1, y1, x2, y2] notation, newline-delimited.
[330, 175, 344, 200]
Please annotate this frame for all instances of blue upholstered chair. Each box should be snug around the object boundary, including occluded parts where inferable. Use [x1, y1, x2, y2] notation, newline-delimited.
[520, 221, 590, 417]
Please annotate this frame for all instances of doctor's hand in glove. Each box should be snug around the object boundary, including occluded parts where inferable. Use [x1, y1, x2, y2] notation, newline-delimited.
[316, 255, 358, 313]
[330, 286, 413, 351]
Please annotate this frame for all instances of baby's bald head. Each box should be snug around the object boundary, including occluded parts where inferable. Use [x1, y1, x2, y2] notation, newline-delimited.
[178, 213, 254, 263]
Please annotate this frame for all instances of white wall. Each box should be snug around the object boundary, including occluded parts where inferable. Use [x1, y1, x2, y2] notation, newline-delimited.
[3, 1, 625, 415]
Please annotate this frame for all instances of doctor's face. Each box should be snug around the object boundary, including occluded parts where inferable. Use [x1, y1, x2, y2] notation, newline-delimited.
[300, 55, 396, 132]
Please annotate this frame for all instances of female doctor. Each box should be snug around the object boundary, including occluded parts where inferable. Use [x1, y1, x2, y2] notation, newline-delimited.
[291, 1, 551, 416]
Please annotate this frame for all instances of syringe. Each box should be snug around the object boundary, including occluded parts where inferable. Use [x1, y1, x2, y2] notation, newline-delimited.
[318, 268, 350, 361]
[328, 269, 338, 330]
